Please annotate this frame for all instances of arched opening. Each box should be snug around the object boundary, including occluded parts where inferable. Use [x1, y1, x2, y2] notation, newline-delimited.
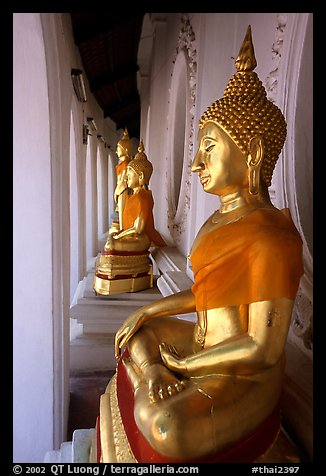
[166, 37, 196, 257]
[69, 110, 79, 304]
[168, 49, 189, 216]
[97, 146, 103, 238]
[145, 105, 151, 152]
[108, 151, 117, 226]
[85, 144, 93, 268]
[294, 14, 312, 257]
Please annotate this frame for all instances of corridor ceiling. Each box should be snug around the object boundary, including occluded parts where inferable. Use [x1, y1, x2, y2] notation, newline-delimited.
[70, 12, 146, 140]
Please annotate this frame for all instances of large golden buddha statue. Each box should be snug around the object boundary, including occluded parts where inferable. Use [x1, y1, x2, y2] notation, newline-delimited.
[94, 140, 166, 295]
[95, 26, 304, 463]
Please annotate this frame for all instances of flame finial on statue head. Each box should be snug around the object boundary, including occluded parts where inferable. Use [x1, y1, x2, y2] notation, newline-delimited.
[235, 25, 257, 72]
[134, 139, 147, 161]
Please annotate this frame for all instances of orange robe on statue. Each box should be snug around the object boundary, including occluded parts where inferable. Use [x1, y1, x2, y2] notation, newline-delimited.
[122, 189, 166, 247]
[190, 208, 304, 311]
[116, 159, 130, 177]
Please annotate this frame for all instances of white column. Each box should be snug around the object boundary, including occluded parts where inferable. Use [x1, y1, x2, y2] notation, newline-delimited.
[13, 13, 55, 462]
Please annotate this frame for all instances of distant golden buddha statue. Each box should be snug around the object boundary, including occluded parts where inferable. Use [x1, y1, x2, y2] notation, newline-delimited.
[114, 128, 133, 231]
[95, 26, 304, 463]
[93, 140, 166, 295]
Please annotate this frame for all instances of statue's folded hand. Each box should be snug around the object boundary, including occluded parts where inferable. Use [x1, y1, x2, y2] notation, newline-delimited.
[115, 312, 145, 359]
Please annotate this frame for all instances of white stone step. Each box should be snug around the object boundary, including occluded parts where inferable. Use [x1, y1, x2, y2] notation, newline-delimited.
[70, 333, 116, 370]
[60, 442, 73, 462]
[44, 450, 61, 463]
[70, 272, 162, 334]
[43, 429, 95, 463]
[72, 428, 95, 463]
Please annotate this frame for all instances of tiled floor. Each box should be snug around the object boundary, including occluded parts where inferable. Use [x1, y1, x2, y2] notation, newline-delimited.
[67, 369, 115, 441]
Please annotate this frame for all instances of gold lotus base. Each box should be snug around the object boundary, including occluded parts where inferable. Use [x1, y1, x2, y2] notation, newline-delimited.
[93, 269, 153, 296]
[96, 251, 152, 278]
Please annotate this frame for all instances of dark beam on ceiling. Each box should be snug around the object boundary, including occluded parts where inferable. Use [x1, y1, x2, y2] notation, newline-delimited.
[104, 92, 140, 117]
[116, 111, 141, 132]
[72, 13, 145, 45]
[90, 64, 139, 92]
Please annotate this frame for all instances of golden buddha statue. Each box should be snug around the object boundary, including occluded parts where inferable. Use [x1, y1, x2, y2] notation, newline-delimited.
[95, 26, 304, 463]
[93, 140, 166, 295]
[113, 128, 133, 231]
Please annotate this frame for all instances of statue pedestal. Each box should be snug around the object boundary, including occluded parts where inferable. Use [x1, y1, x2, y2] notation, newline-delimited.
[93, 249, 154, 296]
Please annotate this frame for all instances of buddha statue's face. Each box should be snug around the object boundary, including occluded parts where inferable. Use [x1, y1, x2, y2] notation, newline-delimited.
[126, 166, 141, 189]
[116, 143, 130, 158]
[116, 144, 124, 158]
[192, 121, 248, 196]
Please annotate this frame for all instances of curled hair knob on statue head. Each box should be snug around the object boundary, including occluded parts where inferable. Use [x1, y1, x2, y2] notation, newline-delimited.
[199, 25, 287, 187]
[128, 140, 153, 189]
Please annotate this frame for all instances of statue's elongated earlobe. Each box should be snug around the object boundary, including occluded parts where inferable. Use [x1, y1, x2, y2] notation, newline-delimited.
[247, 136, 264, 195]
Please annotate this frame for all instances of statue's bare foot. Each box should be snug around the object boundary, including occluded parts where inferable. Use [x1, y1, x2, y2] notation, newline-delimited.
[143, 363, 186, 403]
[122, 356, 143, 392]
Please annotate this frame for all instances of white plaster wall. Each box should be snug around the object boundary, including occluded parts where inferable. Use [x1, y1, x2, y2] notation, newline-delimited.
[13, 13, 54, 462]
